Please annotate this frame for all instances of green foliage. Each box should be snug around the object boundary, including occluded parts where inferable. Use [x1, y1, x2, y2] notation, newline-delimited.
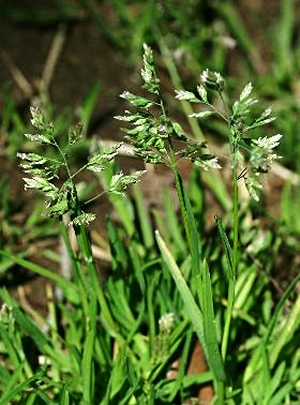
[1, 5, 300, 404]
[113, 44, 298, 404]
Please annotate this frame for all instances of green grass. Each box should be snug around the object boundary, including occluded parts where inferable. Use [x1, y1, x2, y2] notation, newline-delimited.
[1, 2, 300, 404]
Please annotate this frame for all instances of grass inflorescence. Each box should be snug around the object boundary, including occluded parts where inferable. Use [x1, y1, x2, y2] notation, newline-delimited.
[0, 4, 300, 404]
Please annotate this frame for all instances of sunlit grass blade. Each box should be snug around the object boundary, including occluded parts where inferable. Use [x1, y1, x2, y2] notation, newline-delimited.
[197, 259, 227, 384]
[12, 307, 69, 368]
[173, 169, 201, 273]
[0, 325, 25, 373]
[58, 384, 70, 405]
[0, 367, 45, 405]
[263, 361, 286, 404]
[202, 170, 232, 212]
[264, 271, 300, 347]
[275, 0, 294, 79]
[155, 230, 226, 385]
[269, 293, 300, 368]
[172, 167, 226, 385]
[106, 217, 128, 270]
[106, 277, 136, 332]
[234, 264, 257, 311]
[109, 193, 135, 237]
[82, 329, 96, 405]
[215, 215, 233, 279]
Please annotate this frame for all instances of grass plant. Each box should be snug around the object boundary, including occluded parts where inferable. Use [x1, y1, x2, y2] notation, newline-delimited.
[0, 4, 300, 403]
[0, 43, 299, 404]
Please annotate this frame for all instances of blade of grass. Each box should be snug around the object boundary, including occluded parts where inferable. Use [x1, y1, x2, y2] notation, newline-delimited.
[12, 306, 70, 368]
[106, 217, 128, 270]
[264, 271, 300, 347]
[0, 326, 28, 374]
[172, 168, 201, 274]
[269, 293, 300, 368]
[0, 367, 45, 405]
[58, 383, 70, 405]
[214, 215, 233, 279]
[214, 215, 236, 363]
[167, 328, 194, 402]
[82, 329, 95, 405]
[263, 361, 286, 405]
[275, 0, 294, 79]
[74, 224, 117, 336]
[155, 230, 226, 385]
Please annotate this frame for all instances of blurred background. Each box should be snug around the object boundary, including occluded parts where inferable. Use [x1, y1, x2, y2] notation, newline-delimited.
[1, 0, 300, 307]
[1, 1, 300, 162]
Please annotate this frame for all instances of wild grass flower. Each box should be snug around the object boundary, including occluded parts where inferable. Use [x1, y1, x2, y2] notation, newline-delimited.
[200, 68, 225, 92]
[18, 106, 144, 225]
[158, 312, 175, 334]
[182, 69, 282, 202]
[116, 44, 220, 173]
[117, 45, 285, 403]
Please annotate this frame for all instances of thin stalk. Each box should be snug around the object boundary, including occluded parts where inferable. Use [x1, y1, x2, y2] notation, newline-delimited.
[75, 224, 118, 335]
[83, 190, 106, 207]
[215, 90, 239, 362]
[221, 278, 235, 362]
[52, 138, 74, 182]
[216, 380, 225, 405]
[59, 219, 90, 318]
[55, 134, 118, 336]
[52, 135, 118, 335]
[232, 160, 239, 278]
[167, 144, 226, 402]
[221, 137, 239, 361]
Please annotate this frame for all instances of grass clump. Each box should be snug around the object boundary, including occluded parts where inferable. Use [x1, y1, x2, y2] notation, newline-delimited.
[0, 44, 299, 405]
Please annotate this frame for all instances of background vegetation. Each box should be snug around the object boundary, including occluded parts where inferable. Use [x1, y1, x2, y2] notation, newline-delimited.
[0, 1, 299, 404]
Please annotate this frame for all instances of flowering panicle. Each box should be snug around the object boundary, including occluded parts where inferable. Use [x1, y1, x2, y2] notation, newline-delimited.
[176, 67, 282, 201]
[18, 107, 146, 226]
[116, 44, 221, 172]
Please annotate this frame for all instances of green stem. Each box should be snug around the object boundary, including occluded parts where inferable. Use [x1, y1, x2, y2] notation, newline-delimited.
[83, 190, 106, 207]
[53, 139, 74, 182]
[216, 379, 225, 405]
[232, 160, 239, 278]
[74, 223, 118, 335]
[221, 144, 239, 361]
[59, 219, 90, 317]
